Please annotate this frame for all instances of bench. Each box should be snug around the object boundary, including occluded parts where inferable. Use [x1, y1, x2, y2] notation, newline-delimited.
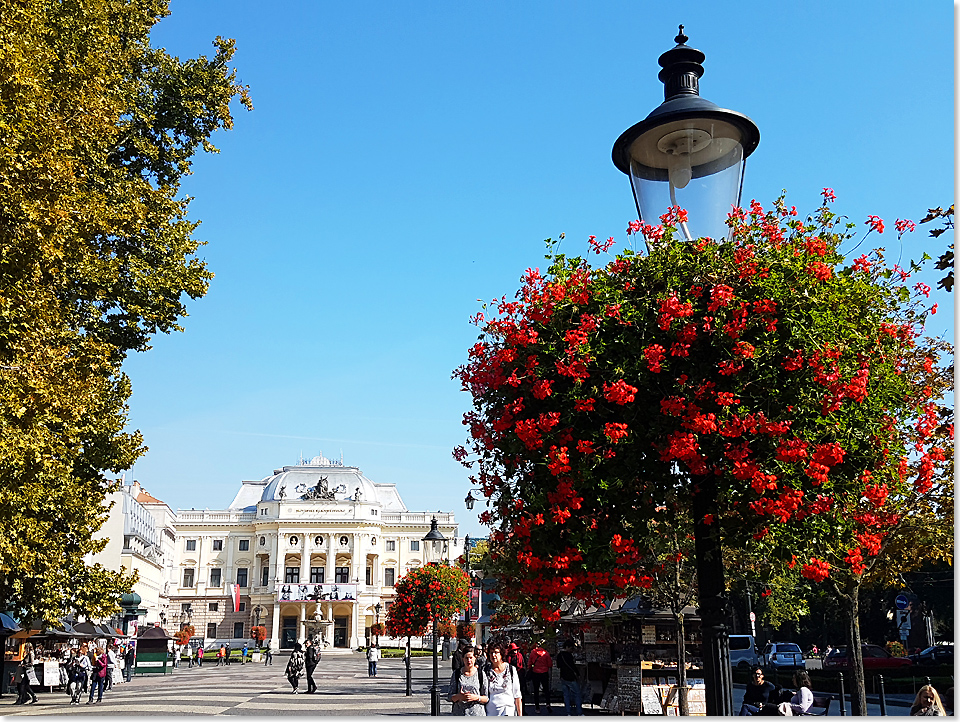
[801, 695, 832, 716]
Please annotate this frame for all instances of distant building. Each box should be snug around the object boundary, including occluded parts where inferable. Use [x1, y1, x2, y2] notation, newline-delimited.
[164, 454, 461, 649]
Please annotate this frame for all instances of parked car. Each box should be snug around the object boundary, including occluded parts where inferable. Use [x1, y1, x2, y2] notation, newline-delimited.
[823, 644, 913, 670]
[910, 643, 954, 666]
[761, 642, 805, 671]
[729, 635, 759, 670]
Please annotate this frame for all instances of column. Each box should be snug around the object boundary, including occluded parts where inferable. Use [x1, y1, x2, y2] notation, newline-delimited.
[299, 538, 309, 588]
[349, 596, 360, 648]
[299, 602, 307, 644]
[325, 534, 336, 584]
[274, 533, 284, 589]
[271, 602, 280, 647]
[325, 604, 334, 648]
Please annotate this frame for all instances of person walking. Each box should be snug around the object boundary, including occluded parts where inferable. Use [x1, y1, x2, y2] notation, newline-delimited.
[66, 651, 85, 705]
[225, 642, 232, 665]
[87, 648, 108, 704]
[264, 640, 273, 665]
[305, 639, 320, 692]
[124, 643, 136, 681]
[105, 644, 117, 689]
[173, 644, 180, 669]
[366, 642, 380, 678]
[528, 641, 553, 714]
[16, 641, 39, 705]
[506, 643, 527, 707]
[556, 640, 582, 716]
[217, 644, 225, 667]
[452, 639, 468, 673]
[77, 644, 92, 695]
[448, 645, 489, 716]
[241, 643, 248, 665]
[197, 645, 204, 667]
[485, 642, 523, 716]
[285, 643, 306, 694]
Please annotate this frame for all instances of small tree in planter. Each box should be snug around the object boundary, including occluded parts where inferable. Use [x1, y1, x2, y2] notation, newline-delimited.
[250, 626, 267, 649]
[173, 625, 194, 647]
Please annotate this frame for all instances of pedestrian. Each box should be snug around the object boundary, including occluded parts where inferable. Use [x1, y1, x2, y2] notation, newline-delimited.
[124, 643, 136, 681]
[738, 666, 777, 716]
[911, 685, 946, 716]
[77, 644, 92, 694]
[366, 642, 380, 678]
[556, 639, 582, 716]
[106, 644, 117, 689]
[242, 643, 248, 665]
[305, 639, 320, 692]
[452, 639, 468, 673]
[506, 642, 527, 705]
[448, 645, 489, 715]
[528, 640, 553, 713]
[16, 641, 38, 705]
[485, 642, 522, 716]
[217, 644, 225, 667]
[173, 644, 180, 669]
[197, 645, 204, 667]
[285, 643, 306, 694]
[225, 642, 232, 665]
[824, 644, 833, 660]
[66, 651, 85, 705]
[87, 647, 108, 704]
[264, 640, 273, 665]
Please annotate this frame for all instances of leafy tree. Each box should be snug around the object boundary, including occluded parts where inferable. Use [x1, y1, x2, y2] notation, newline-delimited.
[251, 626, 267, 648]
[454, 192, 946, 714]
[0, 0, 250, 623]
[173, 625, 195, 646]
[920, 205, 954, 292]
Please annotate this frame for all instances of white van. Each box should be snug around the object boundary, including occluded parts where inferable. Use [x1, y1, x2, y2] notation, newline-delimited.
[729, 635, 759, 670]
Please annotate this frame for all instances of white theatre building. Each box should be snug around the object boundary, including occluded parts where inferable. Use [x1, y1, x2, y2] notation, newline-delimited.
[166, 454, 461, 650]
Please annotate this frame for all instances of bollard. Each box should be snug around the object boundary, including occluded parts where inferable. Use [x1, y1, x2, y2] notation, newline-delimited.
[838, 672, 846, 716]
[879, 674, 887, 716]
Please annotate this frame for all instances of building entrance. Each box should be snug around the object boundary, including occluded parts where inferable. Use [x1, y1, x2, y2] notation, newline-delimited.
[281, 616, 297, 649]
[333, 617, 348, 647]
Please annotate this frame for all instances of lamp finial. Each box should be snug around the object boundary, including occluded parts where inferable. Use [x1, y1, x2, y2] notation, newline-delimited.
[675, 25, 688, 45]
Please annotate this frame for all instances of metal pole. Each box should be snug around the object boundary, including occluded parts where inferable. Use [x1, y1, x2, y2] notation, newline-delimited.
[692, 473, 733, 716]
[405, 636, 412, 696]
[878, 674, 887, 716]
[838, 672, 846, 716]
[431, 616, 441, 715]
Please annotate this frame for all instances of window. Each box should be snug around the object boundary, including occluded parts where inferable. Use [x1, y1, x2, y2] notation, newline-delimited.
[236, 568, 248, 588]
[386, 540, 396, 552]
[310, 567, 324, 584]
[207, 622, 218, 639]
[410, 540, 420, 552]
[239, 539, 249, 551]
[233, 622, 244, 639]
[261, 567, 270, 587]
[182, 568, 195, 588]
[365, 567, 372, 585]
[181, 603, 192, 613]
[260, 508, 267, 516]
[209, 568, 222, 587]
[285, 567, 300, 583]
[212, 539, 223, 551]
[185, 539, 196, 552]
[208, 602, 219, 612]
[238, 602, 246, 612]
[384, 568, 395, 587]
[335, 566, 349, 583]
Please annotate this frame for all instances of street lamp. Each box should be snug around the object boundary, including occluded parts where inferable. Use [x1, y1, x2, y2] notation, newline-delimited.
[253, 605, 264, 648]
[422, 519, 447, 716]
[464, 491, 476, 510]
[612, 25, 759, 244]
[463, 535, 472, 626]
[374, 602, 382, 644]
[612, 27, 761, 717]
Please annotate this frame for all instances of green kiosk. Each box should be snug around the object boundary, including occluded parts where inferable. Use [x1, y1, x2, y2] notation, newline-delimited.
[135, 626, 172, 675]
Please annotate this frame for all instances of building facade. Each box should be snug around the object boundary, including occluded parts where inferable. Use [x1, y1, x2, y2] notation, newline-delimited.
[164, 454, 461, 649]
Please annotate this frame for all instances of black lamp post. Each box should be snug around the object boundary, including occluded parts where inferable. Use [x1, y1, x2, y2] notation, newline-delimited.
[612, 25, 759, 245]
[423, 518, 447, 716]
[612, 27, 761, 717]
[374, 602, 382, 644]
[464, 491, 476, 510]
[463, 535, 473, 631]
[253, 605, 264, 648]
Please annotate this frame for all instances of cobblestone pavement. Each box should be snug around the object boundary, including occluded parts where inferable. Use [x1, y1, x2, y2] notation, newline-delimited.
[4, 651, 433, 716]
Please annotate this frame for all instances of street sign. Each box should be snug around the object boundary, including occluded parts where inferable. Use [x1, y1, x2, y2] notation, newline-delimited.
[895, 594, 910, 610]
[749, 612, 756, 622]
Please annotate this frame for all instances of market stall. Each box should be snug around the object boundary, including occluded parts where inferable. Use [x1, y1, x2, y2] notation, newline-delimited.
[134, 625, 172, 675]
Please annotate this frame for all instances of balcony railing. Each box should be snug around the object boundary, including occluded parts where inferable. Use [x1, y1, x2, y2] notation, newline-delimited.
[380, 512, 456, 525]
[176, 510, 257, 523]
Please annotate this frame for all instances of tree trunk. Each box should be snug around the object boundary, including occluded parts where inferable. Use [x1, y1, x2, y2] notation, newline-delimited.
[675, 609, 689, 716]
[843, 586, 867, 716]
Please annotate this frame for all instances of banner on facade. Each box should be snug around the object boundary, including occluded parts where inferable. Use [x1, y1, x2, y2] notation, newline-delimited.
[275, 583, 357, 602]
[231, 583, 241, 613]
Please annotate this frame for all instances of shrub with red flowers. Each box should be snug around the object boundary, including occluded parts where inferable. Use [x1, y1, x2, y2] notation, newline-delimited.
[384, 564, 470, 639]
[250, 625, 267, 647]
[173, 625, 194, 647]
[455, 193, 951, 715]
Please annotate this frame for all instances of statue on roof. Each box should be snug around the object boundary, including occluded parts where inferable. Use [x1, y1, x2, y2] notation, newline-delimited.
[301, 476, 336, 501]
[277, 485, 286, 500]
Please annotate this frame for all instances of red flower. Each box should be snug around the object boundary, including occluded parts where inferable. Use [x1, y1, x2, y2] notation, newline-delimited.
[603, 423, 629, 443]
[821, 188, 836, 202]
[800, 558, 831, 582]
[574, 398, 596, 412]
[603, 379, 638, 405]
[866, 215, 885, 234]
[644, 344, 666, 373]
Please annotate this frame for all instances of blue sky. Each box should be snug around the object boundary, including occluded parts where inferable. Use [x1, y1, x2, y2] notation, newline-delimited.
[124, 1, 954, 537]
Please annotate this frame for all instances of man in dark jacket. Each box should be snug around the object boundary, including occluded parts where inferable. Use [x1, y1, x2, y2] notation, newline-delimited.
[556, 639, 581, 715]
[451, 639, 467, 673]
[739, 666, 778, 715]
[304, 639, 320, 693]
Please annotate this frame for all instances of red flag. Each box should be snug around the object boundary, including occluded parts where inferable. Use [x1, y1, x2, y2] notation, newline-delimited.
[232, 583, 241, 613]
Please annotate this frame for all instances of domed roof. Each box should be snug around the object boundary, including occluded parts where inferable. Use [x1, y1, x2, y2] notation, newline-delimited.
[258, 454, 404, 510]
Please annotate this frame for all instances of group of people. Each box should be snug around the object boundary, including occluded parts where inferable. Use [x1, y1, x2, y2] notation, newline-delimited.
[740, 665, 950, 716]
[448, 638, 581, 716]
[15, 640, 134, 706]
[284, 639, 321, 693]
